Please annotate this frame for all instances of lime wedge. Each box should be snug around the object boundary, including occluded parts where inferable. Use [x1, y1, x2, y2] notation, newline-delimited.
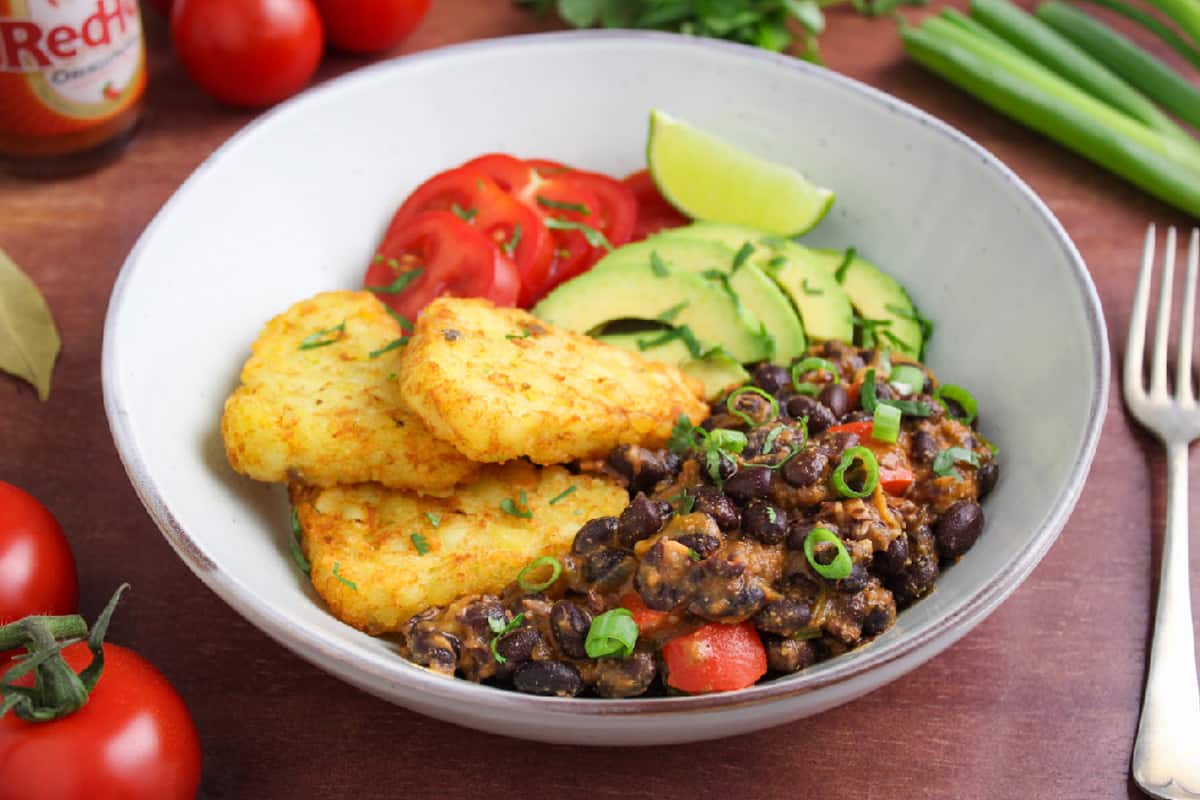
[647, 109, 835, 237]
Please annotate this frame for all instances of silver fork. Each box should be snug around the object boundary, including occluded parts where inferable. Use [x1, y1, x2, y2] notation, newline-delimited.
[1124, 225, 1200, 800]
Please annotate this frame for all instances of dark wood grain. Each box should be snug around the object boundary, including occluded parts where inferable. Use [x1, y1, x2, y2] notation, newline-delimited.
[1, 1, 1197, 797]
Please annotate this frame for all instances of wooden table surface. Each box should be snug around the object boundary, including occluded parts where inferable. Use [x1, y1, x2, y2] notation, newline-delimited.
[2, 1, 1198, 797]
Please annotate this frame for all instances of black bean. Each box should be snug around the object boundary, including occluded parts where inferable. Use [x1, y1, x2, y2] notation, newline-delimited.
[707, 452, 737, 482]
[457, 596, 506, 638]
[862, 607, 891, 637]
[753, 597, 812, 635]
[834, 564, 869, 593]
[675, 532, 722, 559]
[823, 430, 860, 455]
[512, 661, 583, 697]
[494, 627, 541, 663]
[741, 500, 788, 544]
[818, 383, 851, 419]
[873, 534, 909, 576]
[687, 557, 765, 620]
[785, 394, 836, 434]
[607, 445, 669, 493]
[635, 540, 692, 611]
[782, 448, 827, 488]
[593, 652, 657, 698]
[585, 549, 635, 589]
[935, 500, 985, 559]
[874, 382, 895, 402]
[723, 466, 772, 504]
[751, 363, 792, 395]
[763, 635, 818, 673]
[910, 431, 937, 464]
[617, 493, 673, 547]
[572, 517, 618, 555]
[408, 629, 461, 675]
[786, 520, 833, 551]
[727, 389, 777, 426]
[888, 554, 939, 607]
[692, 486, 740, 531]
[549, 601, 591, 660]
[977, 461, 999, 499]
[663, 452, 682, 476]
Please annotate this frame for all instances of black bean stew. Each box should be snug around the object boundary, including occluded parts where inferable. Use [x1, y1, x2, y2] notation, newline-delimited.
[401, 341, 997, 697]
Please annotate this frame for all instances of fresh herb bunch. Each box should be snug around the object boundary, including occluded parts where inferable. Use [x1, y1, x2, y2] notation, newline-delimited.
[516, 0, 928, 62]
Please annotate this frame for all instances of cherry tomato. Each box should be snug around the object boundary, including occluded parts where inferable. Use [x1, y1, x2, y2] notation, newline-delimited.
[0, 643, 201, 800]
[0, 482, 78, 624]
[389, 169, 554, 306]
[365, 211, 521, 320]
[171, 0, 324, 108]
[313, 0, 430, 54]
[624, 169, 690, 241]
[662, 621, 767, 694]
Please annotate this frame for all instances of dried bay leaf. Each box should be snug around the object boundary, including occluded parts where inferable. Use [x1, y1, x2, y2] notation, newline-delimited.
[0, 247, 60, 401]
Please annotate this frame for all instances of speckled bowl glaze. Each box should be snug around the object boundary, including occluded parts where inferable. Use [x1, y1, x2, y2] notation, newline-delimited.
[102, 31, 1108, 745]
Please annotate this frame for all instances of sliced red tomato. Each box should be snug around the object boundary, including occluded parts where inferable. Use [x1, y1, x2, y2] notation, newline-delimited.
[365, 211, 521, 320]
[388, 167, 553, 306]
[624, 168, 690, 241]
[879, 466, 914, 496]
[662, 621, 767, 694]
[620, 591, 670, 636]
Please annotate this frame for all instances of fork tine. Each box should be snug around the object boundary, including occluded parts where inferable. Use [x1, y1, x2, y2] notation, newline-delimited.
[1149, 226, 1177, 399]
[1125, 224, 1156, 403]
[1176, 228, 1199, 405]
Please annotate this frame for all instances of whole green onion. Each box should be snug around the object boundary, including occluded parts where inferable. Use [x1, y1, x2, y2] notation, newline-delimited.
[1141, 0, 1200, 49]
[1037, 1, 1200, 130]
[901, 22, 1200, 217]
[968, 0, 1196, 145]
[585, 608, 638, 658]
[1079, 0, 1200, 70]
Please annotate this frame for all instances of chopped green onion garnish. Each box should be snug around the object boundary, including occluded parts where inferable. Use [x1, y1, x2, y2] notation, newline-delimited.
[584, 608, 638, 659]
[367, 269, 424, 295]
[832, 446, 879, 498]
[544, 217, 613, 250]
[368, 337, 409, 358]
[385, 307, 413, 331]
[516, 556, 562, 592]
[450, 203, 477, 222]
[872, 404, 902, 444]
[704, 428, 748, 454]
[656, 301, 690, 322]
[332, 562, 358, 591]
[933, 446, 980, 479]
[637, 325, 704, 358]
[500, 490, 533, 519]
[650, 251, 670, 276]
[668, 414, 697, 454]
[802, 279, 823, 296]
[732, 242, 755, 272]
[803, 527, 853, 580]
[289, 507, 310, 574]
[501, 223, 523, 257]
[726, 386, 780, 427]
[298, 321, 346, 350]
[864, 368, 932, 417]
[934, 384, 978, 424]
[791, 357, 841, 393]
[489, 613, 525, 664]
[537, 195, 590, 215]
[890, 364, 926, 395]
[410, 532, 431, 555]
[548, 485, 577, 505]
[834, 247, 857, 283]
[423, 512, 441, 528]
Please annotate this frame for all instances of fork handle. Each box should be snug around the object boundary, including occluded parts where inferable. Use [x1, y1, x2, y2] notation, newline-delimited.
[1132, 442, 1200, 800]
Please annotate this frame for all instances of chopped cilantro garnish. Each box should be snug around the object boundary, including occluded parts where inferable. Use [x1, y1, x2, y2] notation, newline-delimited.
[548, 485, 578, 505]
[424, 512, 441, 527]
[669, 414, 697, 454]
[761, 425, 785, 455]
[298, 321, 346, 350]
[688, 548, 702, 561]
[933, 447, 980, 480]
[537, 195, 590, 215]
[489, 613, 525, 663]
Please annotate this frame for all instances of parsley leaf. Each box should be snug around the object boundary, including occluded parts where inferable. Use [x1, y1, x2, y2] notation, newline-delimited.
[933, 447, 980, 480]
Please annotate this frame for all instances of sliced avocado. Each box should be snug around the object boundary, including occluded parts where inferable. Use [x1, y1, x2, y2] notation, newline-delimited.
[597, 332, 749, 399]
[594, 238, 805, 365]
[804, 248, 925, 359]
[653, 223, 854, 343]
[532, 256, 771, 363]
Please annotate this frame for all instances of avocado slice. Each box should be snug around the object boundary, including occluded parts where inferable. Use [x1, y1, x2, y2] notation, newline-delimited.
[532, 258, 771, 363]
[594, 238, 806, 365]
[597, 332, 750, 399]
[803, 248, 926, 359]
[653, 223, 854, 343]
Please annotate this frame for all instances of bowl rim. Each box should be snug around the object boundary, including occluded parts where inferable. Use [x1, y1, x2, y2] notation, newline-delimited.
[102, 29, 1110, 717]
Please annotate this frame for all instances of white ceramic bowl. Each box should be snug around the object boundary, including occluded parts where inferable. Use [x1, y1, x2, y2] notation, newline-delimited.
[102, 31, 1108, 745]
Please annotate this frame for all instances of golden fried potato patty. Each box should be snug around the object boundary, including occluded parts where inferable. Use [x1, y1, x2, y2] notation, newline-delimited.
[292, 462, 626, 633]
[222, 290, 477, 492]
[399, 298, 708, 464]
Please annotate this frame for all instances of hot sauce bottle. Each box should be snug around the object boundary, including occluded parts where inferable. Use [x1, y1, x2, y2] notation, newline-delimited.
[0, 0, 146, 176]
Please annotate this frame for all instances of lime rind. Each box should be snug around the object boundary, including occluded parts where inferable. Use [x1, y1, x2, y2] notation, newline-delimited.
[646, 109, 836, 237]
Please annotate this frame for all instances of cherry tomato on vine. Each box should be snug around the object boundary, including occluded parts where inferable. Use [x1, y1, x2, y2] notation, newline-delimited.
[171, 0, 324, 108]
[365, 211, 521, 321]
[0, 482, 78, 624]
[313, 0, 431, 54]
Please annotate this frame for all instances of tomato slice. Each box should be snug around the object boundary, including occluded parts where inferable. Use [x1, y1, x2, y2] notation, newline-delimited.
[389, 166, 553, 306]
[624, 168, 690, 241]
[662, 621, 767, 694]
[365, 211, 521, 320]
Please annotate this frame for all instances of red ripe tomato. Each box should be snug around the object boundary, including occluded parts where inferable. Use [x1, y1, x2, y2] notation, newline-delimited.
[389, 169, 554, 306]
[0, 643, 201, 800]
[624, 169, 690, 241]
[365, 211, 521, 321]
[661, 621, 767, 694]
[171, 0, 324, 108]
[314, 0, 430, 54]
[0, 482, 78, 624]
